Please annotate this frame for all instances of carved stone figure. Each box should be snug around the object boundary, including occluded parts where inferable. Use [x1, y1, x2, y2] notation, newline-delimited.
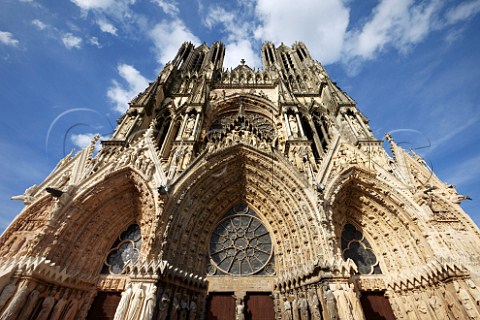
[455, 282, 479, 318]
[171, 294, 180, 320]
[37, 295, 56, 320]
[307, 290, 322, 320]
[114, 282, 133, 320]
[283, 297, 293, 320]
[126, 285, 144, 320]
[0, 284, 30, 320]
[235, 298, 245, 320]
[442, 286, 464, 320]
[298, 294, 309, 320]
[183, 115, 196, 138]
[157, 290, 171, 320]
[50, 291, 69, 320]
[428, 291, 448, 320]
[18, 288, 40, 319]
[180, 295, 189, 320]
[0, 283, 17, 311]
[413, 292, 431, 320]
[143, 285, 157, 320]
[289, 114, 299, 137]
[324, 288, 338, 320]
[188, 296, 197, 320]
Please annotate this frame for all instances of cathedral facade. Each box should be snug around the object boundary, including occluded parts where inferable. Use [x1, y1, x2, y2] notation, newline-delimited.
[1, 42, 480, 319]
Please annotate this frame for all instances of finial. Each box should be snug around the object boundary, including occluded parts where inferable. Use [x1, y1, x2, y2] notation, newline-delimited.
[240, 59, 245, 65]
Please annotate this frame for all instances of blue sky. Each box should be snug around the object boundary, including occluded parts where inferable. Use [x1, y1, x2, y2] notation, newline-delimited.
[1, 0, 479, 232]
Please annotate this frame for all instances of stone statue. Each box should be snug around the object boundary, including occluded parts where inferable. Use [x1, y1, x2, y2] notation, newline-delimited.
[455, 281, 479, 318]
[324, 287, 338, 320]
[63, 294, 80, 320]
[126, 285, 144, 320]
[50, 291, 69, 320]
[466, 279, 480, 306]
[442, 286, 463, 319]
[283, 297, 293, 320]
[235, 298, 245, 320]
[289, 114, 299, 136]
[143, 285, 157, 320]
[298, 294, 309, 320]
[0, 284, 30, 320]
[157, 290, 171, 320]
[0, 283, 17, 311]
[188, 296, 197, 320]
[18, 288, 40, 319]
[183, 115, 196, 138]
[413, 292, 431, 320]
[114, 282, 133, 320]
[307, 290, 322, 320]
[180, 295, 189, 320]
[37, 295, 56, 320]
[428, 291, 448, 320]
[170, 293, 180, 320]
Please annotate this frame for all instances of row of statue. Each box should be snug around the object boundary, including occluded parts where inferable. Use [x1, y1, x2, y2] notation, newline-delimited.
[114, 283, 200, 320]
[0, 281, 81, 320]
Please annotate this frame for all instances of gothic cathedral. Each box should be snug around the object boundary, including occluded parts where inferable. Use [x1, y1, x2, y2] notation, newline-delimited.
[1, 42, 480, 320]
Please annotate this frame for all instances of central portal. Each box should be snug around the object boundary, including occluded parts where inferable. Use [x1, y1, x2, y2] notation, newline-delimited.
[206, 292, 274, 320]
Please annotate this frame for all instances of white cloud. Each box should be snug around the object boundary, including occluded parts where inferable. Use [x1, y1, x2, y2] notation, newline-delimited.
[89, 36, 101, 47]
[0, 31, 19, 47]
[62, 33, 82, 49]
[204, 6, 261, 68]
[107, 64, 150, 113]
[446, 0, 480, 25]
[224, 39, 261, 68]
[70, 0, 115, 10]
[97, 19, 117, 35]
[254, 0, 349, 64]
[152, 0, 179, 16]
[149, 19, 200, 65]
[71, 133, 108, 151]
[32, 19, 47, 30]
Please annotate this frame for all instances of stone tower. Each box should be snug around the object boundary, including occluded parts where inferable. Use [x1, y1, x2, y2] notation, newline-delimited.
[1, 41, 480, 319]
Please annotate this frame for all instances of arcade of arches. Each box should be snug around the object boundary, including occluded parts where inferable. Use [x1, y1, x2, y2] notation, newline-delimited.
[1, 42, 480, 320]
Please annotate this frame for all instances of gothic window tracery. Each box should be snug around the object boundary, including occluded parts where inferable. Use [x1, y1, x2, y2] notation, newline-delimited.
[207, 204, 275, 276]
[341, 223, 382, 275]
[101, 224, 142, 275]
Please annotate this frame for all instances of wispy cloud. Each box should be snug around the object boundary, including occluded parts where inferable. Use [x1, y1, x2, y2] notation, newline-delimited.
[149, 19, 200, 66]
[107, 64, 150, 113]
[445, 0, 480, 24]
[71, 133, 109, 150]
[0, 31, 19, 47]
[444, 153, 480, 186]
[97, 19, 117, 35]
[62, 33, 82, 49]
[32, 19, 47, 30]
[152, 0, 179, 16]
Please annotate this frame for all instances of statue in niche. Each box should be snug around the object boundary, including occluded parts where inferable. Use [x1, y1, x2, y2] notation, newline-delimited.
[170, 293, 181, 320]
[183, 115, 196, 138]
[126, 285, 144, 320]
[324, 287, 338, 320]
[188, 296, 197, 320]
[283, 297, 293, 320]
[307, 290, 322, 320]
[291, 295, 300, 320]
[413, 292, 431, 320]
[289, 114, 299, 137]
[63, 293, 80, 320]
[0, 284, 30, 320]
[298, 293, 309, 320]
[18, 287, 41, 319]
[143, 285, 157, 320]
[114, 283, 133, 320]
[455, 281, 480, 318]
[335, 286, 354, 320]
[235, 297, 245, 320]
[157, 290, 171, 320]
[441, 286, 463, 319]
[180, 295, 189, 320]
[37, 295, 56, 320]
[428, 290, 449, 320]
[50, 290, 69, 320]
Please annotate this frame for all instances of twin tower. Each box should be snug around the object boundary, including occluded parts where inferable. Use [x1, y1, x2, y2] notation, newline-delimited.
[1, 41, 480, 319]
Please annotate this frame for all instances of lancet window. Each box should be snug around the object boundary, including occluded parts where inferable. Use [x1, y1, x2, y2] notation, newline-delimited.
[341, 223, 382, 275]
[101, 224, 142, 275]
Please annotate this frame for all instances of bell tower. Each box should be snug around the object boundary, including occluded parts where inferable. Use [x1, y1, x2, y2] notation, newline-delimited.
[1, 41, 480, 320]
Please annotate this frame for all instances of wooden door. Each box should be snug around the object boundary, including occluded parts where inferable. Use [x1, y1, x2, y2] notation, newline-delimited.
[360, 291, 396, 320]
[245, 293, 275, 320]
[206, 292, 236, 320]
[86, 291, 122, 320]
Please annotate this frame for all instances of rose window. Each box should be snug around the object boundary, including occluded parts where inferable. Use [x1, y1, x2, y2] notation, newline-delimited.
[208, 204, 274, 276]
[101, 224, 142, 275]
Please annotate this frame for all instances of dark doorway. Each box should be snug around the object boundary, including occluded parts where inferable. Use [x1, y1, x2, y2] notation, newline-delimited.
[245, 293, 275, 320]
[360, 291, 396, 320]
[86, 291, 121, 320]
[206, 292, 236, 320]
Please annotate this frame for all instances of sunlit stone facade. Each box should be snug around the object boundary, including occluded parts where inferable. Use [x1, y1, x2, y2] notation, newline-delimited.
[1, 42, 480, 319]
